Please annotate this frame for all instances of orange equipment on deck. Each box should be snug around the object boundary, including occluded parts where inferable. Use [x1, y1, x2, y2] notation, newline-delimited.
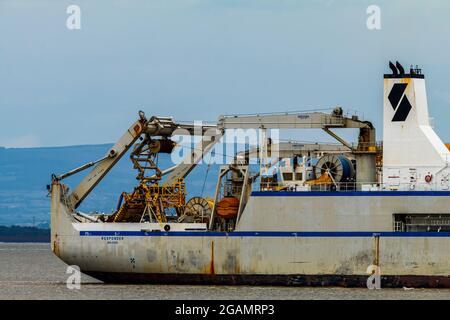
[216, 196, 240, 219]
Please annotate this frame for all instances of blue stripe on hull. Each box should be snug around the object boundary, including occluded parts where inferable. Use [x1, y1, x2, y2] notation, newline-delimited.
[80, 231, 450, 237]
[251, 191, 450, 197]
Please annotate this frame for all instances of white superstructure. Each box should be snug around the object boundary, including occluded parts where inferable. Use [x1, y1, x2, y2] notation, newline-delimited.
[383, 63, 450, 190]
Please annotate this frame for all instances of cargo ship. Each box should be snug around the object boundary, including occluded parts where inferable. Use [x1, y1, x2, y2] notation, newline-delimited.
[50, 62, 450, 287]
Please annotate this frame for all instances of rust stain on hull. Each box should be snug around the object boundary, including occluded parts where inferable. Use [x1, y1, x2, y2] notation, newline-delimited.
[210, 241, 215, 275]
[52, 234, 60, 256]
[374, 235, 380, 266]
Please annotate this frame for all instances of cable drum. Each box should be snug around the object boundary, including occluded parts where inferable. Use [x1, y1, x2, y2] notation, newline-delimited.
[314, 155, 355, 183]
[181, 197, 214, 223]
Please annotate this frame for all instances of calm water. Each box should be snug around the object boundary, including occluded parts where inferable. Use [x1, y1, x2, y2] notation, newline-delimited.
[1, 242, 450, 300]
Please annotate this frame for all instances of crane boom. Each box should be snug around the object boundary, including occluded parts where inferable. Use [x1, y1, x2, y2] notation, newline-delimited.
[236, 141, 351, 160]
[55, 108, 374, 211]
[68, 119, 145, 209]
[163, 130, 223, 185]
[218, 111, 371, 130]
[57, 113, 220, 209]
[218, 109, 375, 151]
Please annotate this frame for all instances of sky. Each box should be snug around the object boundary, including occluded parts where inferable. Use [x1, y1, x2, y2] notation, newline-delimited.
[1, 0, 450, 147]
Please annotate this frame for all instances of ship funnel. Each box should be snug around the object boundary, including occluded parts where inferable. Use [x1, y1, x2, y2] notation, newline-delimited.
[388, 61, 398, 75]
[395, 61, 405, 75]
[383, 62, 450, 188]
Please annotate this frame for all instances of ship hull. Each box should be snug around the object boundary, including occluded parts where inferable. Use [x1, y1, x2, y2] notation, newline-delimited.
[51, 184, 450, 287]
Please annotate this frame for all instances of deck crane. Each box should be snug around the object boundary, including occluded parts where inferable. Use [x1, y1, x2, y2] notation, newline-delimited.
[52, 112, 222, 220]
[52, 107, 376, 226]
[208, 108, 377, 230]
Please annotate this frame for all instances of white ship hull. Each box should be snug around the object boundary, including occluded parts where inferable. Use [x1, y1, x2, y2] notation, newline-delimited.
[51, 183, 450, 287]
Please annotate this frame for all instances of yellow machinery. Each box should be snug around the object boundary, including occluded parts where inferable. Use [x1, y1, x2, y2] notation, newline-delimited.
[304, 171, 333, 186]
[110, 179, 186, 223]
[110, 129, 187, 223]
[103, 115, 221, 223]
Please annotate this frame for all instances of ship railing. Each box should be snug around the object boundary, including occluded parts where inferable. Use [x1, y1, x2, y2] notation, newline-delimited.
[258, 181, 449, 192]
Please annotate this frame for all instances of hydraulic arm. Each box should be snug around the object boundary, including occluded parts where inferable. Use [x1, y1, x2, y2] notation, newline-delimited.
[53, 112, 222, 210]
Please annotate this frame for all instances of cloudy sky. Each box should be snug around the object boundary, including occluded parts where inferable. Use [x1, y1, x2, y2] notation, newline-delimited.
[1, 0, 450, 147]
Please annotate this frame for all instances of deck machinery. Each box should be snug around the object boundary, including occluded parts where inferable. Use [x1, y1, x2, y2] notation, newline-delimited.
[50, 62, 450, 287]
[53, 105, 378, 229]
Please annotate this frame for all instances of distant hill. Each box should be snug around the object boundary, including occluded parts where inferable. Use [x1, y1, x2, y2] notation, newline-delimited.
[0, 225, 50, 243]
[0, 144, 229, 226]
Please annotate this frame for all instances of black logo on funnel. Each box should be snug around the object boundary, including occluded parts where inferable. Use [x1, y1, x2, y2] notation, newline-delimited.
[388, 83, 412, 122]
